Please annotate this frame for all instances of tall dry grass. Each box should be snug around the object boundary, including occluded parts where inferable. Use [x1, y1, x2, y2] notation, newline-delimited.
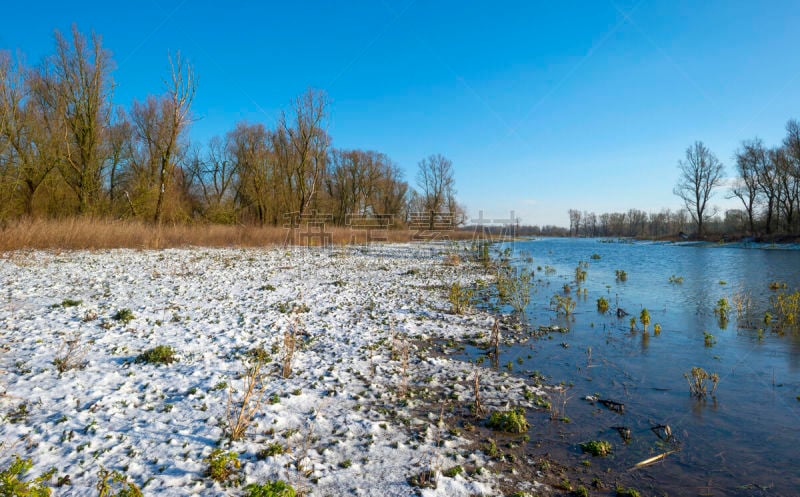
[0, 218, 475, 251]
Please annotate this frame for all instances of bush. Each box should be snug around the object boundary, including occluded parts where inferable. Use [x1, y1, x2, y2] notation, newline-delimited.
[448, 282, 473, 314]
[486, 408, 529, 433]
[0, 455, 56, 497]
[243, 480, 296, 497]
[135, 345, 177, 365]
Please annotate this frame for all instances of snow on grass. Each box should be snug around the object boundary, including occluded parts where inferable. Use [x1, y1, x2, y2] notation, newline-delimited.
[0, 244, 544, 496]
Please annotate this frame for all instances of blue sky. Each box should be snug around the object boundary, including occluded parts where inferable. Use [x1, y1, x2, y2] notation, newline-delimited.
[3, 1, 800, 226]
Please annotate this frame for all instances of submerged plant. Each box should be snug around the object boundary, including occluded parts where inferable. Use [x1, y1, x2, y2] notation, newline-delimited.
[684, 367, 719, 398]
[486, 408, 529, 433]
[580, 440, 612, 457]
[640, 308, 650, 331]
[714, 298, 731, 328]
[551, 295, 575, 317]
[703, 331, 716, 347]
[596, 296, 609, 314]
[615, 269, 627, 282]
[668, 274, 684, 284]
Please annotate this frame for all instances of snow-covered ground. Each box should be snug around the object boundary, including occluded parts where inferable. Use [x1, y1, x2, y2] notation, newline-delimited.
[1, 244, 545, 496]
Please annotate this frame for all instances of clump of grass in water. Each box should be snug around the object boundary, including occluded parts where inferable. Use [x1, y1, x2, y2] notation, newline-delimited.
[580, 440, 612, 457]
[668, 274, 683, 284]
[714, 298, 731, 328]
[640, 308, 650, 332]
[135, 345, 177, 365]
[684, 366, 719, 398]
[615, 269, 627, 282]
[551, 294, 575, 317]
[597, 296, 609, 314]
[704, 331, 716, 347]
[486, 408, 529, 433]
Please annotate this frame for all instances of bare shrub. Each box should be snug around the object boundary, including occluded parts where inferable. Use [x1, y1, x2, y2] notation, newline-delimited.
[53, 333, 88, 373]
[226, 353, 270, 441]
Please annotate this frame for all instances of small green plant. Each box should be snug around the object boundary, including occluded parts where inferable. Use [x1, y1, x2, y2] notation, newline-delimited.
[615, 269, 627, 282]
[580, 440, 612, 457]
[442, 465, 463, 478]
[770, 290, 800, 330]
[574, 485, 589, 497]
[703, 331, 716, 347]
[495, 267, 533, 314]
[96, 466, 143, 497]
[338, 459, 352, 469]
[616, 486, 641, 497]
[0, 455, 55, 497]
[53, 298, 83, 308]
[575, 265, 587, 284]
[112, 308, 135, 324]
[668, 274, 684, 284]
[768, 281, 787, 290]
[596, 297, 609, 314]
[135, 345, 177, 365]
[256, 442, 285, 459]
[684, 366, 719, 398]
[243, 481, 296, 497]
[486, 408, 529, 433]
[654, 323, 662, 335]
[590, 253, 601, 260]
[640, 308, 650, 331]
[629, 317, 636, 331]
[714, 298, 731, 328]
[448, 282, 473, 315]
[205, 449, 240, 484]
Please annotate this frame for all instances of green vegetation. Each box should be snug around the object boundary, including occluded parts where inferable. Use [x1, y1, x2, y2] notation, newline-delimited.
[551, 295, 576, 317]
[442, 465, 464, 478]
[112, 308, 135, 323]
[640, 308, 650, 330]
[135, 345, 177, 365]
[96, 466, 143, 497]
[580, 440, 612, 457]
[486, 408, 529, 433]
[53, 298, 82, 308]
[243, 481, 296, 497]
[615, 269, 627, 282]
[668, 274, 683, 284]
[448, 282, 473, 314]
[596, 296, 609, 313]
[205, 449, 240, 484]
[0, 455, 55, 497]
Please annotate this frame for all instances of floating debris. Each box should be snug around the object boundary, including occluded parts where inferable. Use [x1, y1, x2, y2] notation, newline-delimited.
[631, 449, 679, 470]
[599, 399, 625, 413]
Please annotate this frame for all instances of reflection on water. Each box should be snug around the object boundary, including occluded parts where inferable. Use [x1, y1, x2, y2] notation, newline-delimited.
[494, 238, 800, 496]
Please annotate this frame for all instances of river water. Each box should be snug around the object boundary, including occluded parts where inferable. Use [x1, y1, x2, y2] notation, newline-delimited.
[482, 238, 800, 496]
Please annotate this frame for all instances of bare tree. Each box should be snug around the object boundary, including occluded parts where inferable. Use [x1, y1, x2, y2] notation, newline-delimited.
[275, 88, 329, 217]
[35, 26, 113, 214]
[673, 141, 725, 237]
[780, 120, 800, 232]
[416, 153, 456, 229]
[730, 138, 765, 234]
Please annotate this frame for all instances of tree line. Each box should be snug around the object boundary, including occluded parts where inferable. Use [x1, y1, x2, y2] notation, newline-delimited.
[567, 119, 800, 239]
[0, 27, 461, 226]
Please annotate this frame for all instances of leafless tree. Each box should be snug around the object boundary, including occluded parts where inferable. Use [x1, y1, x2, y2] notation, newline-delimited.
[673, 141, 725, 237]
[275, 88, 329, 217]
[416, 153, 456, 228]
[730, 138, 765, 234]
[34, 26, 113, 214]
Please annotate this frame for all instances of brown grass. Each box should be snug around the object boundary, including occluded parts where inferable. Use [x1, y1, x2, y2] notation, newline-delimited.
[0, 218, 476, 251]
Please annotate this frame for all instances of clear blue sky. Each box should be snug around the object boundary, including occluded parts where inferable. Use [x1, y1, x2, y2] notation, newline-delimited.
[3, 1, 800, 226]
